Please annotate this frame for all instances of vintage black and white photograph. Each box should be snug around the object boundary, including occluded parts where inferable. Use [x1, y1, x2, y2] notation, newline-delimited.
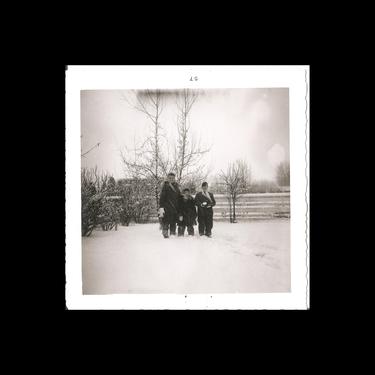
[66, 65, 309, 309]
[80, 87, 290, 294]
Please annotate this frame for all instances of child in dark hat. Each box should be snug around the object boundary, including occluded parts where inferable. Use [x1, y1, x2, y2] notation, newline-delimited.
[177, 188, 197, 236]
[194, 182, 216, 237]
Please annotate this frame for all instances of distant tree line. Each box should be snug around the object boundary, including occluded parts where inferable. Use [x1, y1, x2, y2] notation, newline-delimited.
[210, 161, 290, 194]
[276, 161, 290, 187]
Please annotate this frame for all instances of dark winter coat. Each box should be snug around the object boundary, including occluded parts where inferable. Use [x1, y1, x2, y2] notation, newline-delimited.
[177, 196, 197, 226]
[159, 181, 181, 221]
[194, 191, 216, 217]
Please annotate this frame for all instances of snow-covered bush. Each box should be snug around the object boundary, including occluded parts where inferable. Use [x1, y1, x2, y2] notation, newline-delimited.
[82, 170, 157, 235]
[81, 168, 120, 236]
[98, 197, 121, 231]
[133, 197, 154, 223]
[117, 181, 135, 226]
[117, 178, 155, 225]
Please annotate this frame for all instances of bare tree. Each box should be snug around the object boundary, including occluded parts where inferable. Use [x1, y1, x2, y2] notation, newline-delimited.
[121, 90, 167, 209]
[173, 89, 210, 189]
[220, 160, 251, 223]
[121, 89, 210, 200]
[276, 161, 290, 186]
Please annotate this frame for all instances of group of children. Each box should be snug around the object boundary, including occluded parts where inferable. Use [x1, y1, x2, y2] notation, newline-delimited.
[158, 173, 216, 239]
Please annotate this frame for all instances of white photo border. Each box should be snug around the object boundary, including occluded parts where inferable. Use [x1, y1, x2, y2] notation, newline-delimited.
[66, 65, 310, 310]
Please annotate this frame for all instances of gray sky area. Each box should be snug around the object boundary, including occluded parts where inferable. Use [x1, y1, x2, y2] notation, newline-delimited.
[81, 88, 289, 181]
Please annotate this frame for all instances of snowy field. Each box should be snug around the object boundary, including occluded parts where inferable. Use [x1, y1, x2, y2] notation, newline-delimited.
[82, 220, 290, 294]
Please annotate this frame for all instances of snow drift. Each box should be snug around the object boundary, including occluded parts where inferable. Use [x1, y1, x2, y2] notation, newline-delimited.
[82, 220, 290, 294]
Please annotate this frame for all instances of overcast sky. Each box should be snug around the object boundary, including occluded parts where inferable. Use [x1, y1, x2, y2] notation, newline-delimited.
[81, 88, 289, 182]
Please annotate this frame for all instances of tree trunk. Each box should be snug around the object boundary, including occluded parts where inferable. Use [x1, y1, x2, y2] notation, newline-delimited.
[233, 194, 237, 223]
[179, 107, 187, 183]
[155, 110, 160, 209]
[228, 195, 233, 223]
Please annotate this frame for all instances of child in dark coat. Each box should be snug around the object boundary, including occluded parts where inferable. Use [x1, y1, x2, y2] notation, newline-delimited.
[177, 188, 197, 236]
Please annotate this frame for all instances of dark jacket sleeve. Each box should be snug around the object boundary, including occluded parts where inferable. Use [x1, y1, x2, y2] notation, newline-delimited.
[177, 196, 183, 216]
[194, 193, 202, 206]
[159, 183, 167, 209]
[175, 184, 181, 196]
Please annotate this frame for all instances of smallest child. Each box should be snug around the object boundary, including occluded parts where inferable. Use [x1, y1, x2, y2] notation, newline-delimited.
[177, 188, 197, 236]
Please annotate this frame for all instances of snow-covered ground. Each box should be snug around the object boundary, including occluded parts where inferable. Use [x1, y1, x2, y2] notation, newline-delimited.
[82, 220, 290, 294]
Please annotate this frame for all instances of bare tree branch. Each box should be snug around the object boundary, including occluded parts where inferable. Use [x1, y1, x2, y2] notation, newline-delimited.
[81, 142, 101, 157]
[172, 90, 210, 188]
